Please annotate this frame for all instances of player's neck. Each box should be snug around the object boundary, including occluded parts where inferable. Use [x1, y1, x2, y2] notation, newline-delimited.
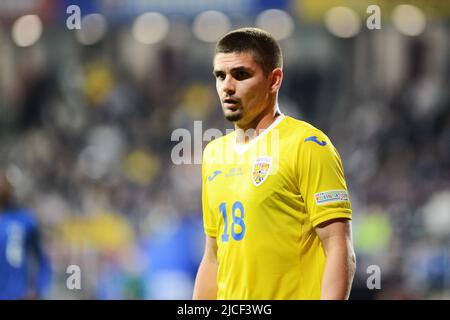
[235, 105, 281, 144]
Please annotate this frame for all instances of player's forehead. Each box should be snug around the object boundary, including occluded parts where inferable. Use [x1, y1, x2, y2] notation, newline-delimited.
[213, 51, 260, 72]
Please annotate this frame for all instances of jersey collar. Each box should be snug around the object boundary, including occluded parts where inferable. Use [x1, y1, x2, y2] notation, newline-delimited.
[232, 113, 285, 154]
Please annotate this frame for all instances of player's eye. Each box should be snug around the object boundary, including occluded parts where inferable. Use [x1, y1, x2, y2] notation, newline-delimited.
[214, 72, 225, 80]
[234, 71, 250, 80]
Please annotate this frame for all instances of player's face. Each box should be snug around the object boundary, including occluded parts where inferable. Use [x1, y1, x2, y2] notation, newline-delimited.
[213, 51, 272, 127]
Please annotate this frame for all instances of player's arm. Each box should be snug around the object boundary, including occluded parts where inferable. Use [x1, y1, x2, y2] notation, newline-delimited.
[315, 218, 356, 300]
[192, 235, 218, 300]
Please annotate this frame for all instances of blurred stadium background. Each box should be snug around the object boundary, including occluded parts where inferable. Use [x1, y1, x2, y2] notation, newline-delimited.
[0, 0, 449, 299]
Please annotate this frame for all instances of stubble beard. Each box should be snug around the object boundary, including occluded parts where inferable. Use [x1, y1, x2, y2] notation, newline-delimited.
[225, 112, 243, 122]
[223, 106, 244, 123]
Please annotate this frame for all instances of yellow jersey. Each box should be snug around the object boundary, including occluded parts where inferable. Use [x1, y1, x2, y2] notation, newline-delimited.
[202, 114, 352, 299]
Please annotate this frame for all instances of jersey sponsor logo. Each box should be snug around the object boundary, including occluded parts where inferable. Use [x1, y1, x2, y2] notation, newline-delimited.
[207, 170, 222, 181]
[304, 135, 327, 146]
[252, 156, 272, 186]
[226, 166, 243, 177]
[315, 190, 349, 204]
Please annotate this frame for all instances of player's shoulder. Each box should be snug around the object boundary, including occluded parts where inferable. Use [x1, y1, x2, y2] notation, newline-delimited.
[283, 116, 331, 144]
[202, 130, 234, 156]
[284, 116, 317, 130]
[17, 208, 38, 224]
[4, 207, 37, 227]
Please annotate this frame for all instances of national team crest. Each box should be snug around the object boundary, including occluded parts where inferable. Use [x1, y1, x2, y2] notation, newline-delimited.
[252, 156, 272, 186]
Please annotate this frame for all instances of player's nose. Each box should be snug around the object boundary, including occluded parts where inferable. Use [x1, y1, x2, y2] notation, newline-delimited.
[221, 75, 236, 95]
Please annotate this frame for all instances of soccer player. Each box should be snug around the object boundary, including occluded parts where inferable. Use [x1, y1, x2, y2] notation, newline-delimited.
[192, 28, 356, 300]
[0, 170, 52, 299]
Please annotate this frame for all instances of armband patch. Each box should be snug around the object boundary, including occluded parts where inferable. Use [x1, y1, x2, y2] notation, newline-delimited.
[315, 190, 349, 205]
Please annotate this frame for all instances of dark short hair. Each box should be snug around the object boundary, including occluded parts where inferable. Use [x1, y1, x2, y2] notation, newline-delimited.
[215, 27, 283, 76]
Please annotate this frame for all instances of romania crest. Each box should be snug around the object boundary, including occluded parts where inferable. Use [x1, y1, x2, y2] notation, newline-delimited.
[252, 156, 272, 186]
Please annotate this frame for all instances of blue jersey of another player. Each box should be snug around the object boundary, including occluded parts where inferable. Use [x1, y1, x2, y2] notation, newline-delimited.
[0, 206, 52, 299]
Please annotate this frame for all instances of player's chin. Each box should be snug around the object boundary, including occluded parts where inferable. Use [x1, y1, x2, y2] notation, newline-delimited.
[223, 107, 243, 122]
[224, 110, 244, 122]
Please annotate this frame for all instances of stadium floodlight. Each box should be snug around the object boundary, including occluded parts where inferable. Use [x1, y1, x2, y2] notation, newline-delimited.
[193, 11, 231, 43]
[256, 9, 294, 41]
[132, 12, 170, 45]
[76, 14, 108, 45]
[392, 4, 426, 37]
[324, 6, 361, 38]
[12, 14, 43, 47]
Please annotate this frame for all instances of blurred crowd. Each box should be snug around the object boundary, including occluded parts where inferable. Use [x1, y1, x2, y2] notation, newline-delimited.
[0, 2, 449, 299]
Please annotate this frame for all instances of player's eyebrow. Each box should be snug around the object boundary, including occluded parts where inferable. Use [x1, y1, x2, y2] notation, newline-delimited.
[213, 66, 253, 77]
[231, 66, 252, 73]
[212, 69, 224, 77]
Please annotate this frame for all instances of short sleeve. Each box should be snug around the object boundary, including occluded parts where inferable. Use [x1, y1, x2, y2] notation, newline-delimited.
[299, 130, 352, 228]
[202, 143, 217, 237]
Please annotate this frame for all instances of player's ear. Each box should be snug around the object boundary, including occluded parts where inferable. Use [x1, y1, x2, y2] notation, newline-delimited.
[269, 68, 283, 93]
